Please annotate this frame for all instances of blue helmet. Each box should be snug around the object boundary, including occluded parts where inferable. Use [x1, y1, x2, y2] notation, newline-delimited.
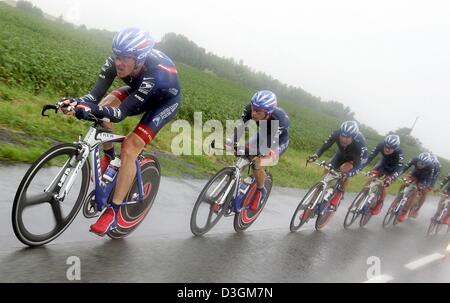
[418, 152, 433, 166]
[384, 134, 400, 150]
[251, 90, 278, 114]
[112, 28, 155, 63]
[340, 121, 359, 138]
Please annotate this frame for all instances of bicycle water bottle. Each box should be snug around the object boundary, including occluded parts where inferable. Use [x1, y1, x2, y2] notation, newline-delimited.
[235, 177, 253, 209]
[103, 158, 121, 183]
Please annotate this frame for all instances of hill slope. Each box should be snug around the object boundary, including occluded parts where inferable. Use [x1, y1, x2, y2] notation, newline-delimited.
[0, 3, 448, 191]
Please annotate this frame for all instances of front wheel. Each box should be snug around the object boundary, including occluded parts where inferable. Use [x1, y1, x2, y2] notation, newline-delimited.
[12, 143, 90, 247]
[344, 188, 368, 229]
[233, 172, 273, 233]
[190, 167, 236, 236]
[316, 190, 341, 230]
[107, 156, 161, 240]
[290, 183, 324, 232]
[426, 219, 439, 236]
[383, 195, 401, 228]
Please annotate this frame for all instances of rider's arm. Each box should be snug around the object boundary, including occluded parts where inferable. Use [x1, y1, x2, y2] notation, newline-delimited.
[315, 130, 339, 158]
[390, 148, 406, 180]
[79, 57, 116, 104]
[401, 158, 415, 175]
[441, 174, 450, 189]
[345, 138, 368, 177]
[365, 142, 382, 167]
[75, 71, 178, 122]
[232, 104, 252, 144]
[270, 109, 290, 156]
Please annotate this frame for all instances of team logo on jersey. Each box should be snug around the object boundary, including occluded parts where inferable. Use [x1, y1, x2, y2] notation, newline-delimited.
[152, 103, 179, 127]
[138, 80, 155, 95]
[168, 88, 179, 96]
[101, 58, 113, 72]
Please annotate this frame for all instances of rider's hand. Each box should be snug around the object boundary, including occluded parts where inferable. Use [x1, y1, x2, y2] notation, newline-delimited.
[308, 154, 318, 163]
[383, 177, 393, 187]
[417, 184, 426, 192]
[73, 102, 92, 121]
[225, 138, 236, 152]
[60, 98, 78, 116]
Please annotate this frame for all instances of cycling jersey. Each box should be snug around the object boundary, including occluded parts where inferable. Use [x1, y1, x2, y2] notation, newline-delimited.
[75, 49, 181, 144]
[365, 141, 404, 178]
[315, 130, 368, 177]
[233, 104, 290, 156]
[402, 157, 436, 187]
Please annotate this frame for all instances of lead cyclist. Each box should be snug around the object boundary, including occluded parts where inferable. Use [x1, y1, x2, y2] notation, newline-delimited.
[62, 27, 181, 236]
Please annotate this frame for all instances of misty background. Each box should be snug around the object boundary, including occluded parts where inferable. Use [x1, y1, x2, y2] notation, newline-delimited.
[14, 0, 450, 159]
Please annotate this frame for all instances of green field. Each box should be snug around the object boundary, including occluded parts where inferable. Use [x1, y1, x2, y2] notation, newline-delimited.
[0, 3, 448, 193]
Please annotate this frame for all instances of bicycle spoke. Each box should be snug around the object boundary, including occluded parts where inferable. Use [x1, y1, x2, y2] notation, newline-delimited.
[25, 192, 52, 207]
[206, 207, 216, 224]
[50, 199, 64, 227]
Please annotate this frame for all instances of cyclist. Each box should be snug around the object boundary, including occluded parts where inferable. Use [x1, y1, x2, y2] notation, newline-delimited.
[397, 152, 435, 222]
[62, 28, 181, 236]
[362, 134, 404, 215]
[308, 121, 369, 211]
[228, 90, 290, 211]
[408, 153, 441, 218]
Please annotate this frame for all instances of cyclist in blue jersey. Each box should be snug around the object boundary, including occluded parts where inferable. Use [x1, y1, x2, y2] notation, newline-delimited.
[362, 134, 404, 215]
[229, 90, 290, 211]
[308, 121, 369, 210]
[397, 152, 435, 222]
[62, 28, 181, 236]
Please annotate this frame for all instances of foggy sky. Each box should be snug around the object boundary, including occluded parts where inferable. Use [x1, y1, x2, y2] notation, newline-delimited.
[25, 0, 450, 159]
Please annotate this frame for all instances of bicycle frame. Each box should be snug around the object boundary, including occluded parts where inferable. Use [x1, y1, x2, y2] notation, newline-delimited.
[357, 177, 384, 213]
[46, 124, 146, 212]
[209, 156, 253, 214]
[394, 181, 417, 213]
[308, 161, 341, 213]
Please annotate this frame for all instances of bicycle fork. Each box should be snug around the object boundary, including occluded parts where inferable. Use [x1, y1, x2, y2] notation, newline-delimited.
[45, 144, 90, 201]
[210, 170, 238, 210]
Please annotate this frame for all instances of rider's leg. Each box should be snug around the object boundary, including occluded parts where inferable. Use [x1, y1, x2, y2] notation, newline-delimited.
[249, 150, 279, 211]
[329, 161, 353, 208]
[415, 190, 427, 212]
[89, 133, 146, 236]
[398, 176, 417, 222]
[253, 158, 267, 188]
[97, 88, 131, 171]
[90, 95, 180, 235]
[401, 185, 418, 214]
[112, 95, 181, 205]
[370, 170, 387, 215]
[111, 133, 146, 206]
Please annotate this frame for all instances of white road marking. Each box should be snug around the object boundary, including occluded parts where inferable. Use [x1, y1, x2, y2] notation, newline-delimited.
[363, 275, 394, 283]
[404, 253, 445, 270]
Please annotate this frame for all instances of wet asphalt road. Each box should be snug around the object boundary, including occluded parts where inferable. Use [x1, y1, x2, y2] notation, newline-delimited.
[0, 164, 449, 283]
